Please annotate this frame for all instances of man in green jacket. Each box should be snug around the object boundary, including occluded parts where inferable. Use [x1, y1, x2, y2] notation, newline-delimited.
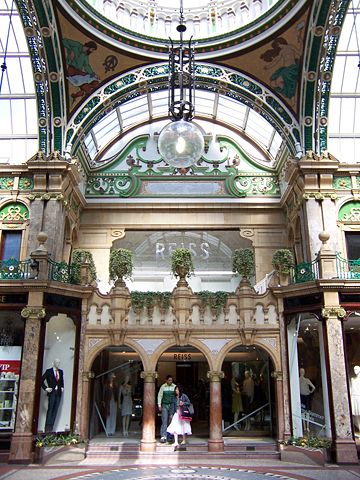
[157, 375, 176, 443]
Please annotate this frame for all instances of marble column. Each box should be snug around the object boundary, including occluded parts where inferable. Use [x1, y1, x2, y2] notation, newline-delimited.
[140, 371, 157, 452]
[79, 371, 94, 439]
[207, 370, 224, 452]
[322, 306, 358, 464]
[9, 306, 45, 463]
[272, 371, 285, 442]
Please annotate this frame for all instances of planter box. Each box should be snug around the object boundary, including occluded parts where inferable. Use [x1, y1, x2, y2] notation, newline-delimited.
[34, 444, 86, 465]
[280, 444, 331, 465]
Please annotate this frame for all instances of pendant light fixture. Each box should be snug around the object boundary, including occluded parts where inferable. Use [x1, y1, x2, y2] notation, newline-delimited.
[157, 0, 204, 168]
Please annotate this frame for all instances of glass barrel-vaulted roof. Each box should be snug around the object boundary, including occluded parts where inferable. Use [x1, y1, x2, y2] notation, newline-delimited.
[86, 0, 280, 40]
[81, 88, 283, 168]
[0, 0, 37, 164]
[328, 1, 360, 163]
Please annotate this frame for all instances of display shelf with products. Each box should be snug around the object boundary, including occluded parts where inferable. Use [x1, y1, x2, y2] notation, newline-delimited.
[0, 376, 19, 430]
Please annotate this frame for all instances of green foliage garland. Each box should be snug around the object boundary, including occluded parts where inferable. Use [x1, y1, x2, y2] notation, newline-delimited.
[109, 248, 133, 281]
[130, 291, 172, 312]
[197, 290, 229, 315]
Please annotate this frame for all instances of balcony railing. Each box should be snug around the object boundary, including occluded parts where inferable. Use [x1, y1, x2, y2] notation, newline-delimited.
[336, 253, 360, 279]
[0, 258, 33, 280]
[291, 258, 319, 284]
[48, 259, 77, 284]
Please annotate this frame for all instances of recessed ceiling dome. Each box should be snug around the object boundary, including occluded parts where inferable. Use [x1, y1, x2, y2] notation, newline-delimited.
[87, 0, 280, 40]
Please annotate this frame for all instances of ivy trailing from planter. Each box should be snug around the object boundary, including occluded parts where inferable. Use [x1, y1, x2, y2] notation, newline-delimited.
[197, 290, 229, 315]
[130, 291, 172, 313]
[71, 250, 97, 285]
[232, 248, 255, 279]
[109, 248, 133, 281]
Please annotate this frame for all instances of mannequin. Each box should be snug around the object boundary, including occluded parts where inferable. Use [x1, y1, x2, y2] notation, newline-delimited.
[119, 376, 133, 436]
[299, 367, 315, 410]
[104, 373, 118, 436]
[41, 358, 64, 432]
[231, 376, 243, 429]
[242, 371, 254, 431]
[350, 365, 360, 433]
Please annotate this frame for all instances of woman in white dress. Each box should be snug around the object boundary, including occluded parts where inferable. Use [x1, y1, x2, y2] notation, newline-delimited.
[167, 384, 192, 449]
[119, 376, 133, 436]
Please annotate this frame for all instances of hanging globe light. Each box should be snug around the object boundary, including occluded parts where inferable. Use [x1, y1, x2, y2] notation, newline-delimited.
[158, 0, 204, 168]
[158, 119, 204, 168]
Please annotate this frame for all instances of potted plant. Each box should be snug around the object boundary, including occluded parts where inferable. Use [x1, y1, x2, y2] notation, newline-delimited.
[279, 435, 331, 465]
[71, 249, 97, 285]
[232, 248, 255, 279]
[171, 247, 194, 279]
[109, 248, 133, 284]
[272, 248, 294, 274]
[34, 432, 86, 464]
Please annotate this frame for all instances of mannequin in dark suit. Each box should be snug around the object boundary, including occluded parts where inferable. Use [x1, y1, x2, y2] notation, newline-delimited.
[41, 358, 64, 432]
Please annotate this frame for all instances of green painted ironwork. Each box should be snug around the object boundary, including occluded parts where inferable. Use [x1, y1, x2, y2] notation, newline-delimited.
[0, 203, 29, 221]
[291, 259, 319, 283]
[48, 259, 76, 284]
[336, 253, 360, 279]
[0, 258, 32, 280]
[338, 201, 360, 222]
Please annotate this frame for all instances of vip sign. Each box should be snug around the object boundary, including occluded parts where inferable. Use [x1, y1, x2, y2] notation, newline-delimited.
[0, 360, 20, 374]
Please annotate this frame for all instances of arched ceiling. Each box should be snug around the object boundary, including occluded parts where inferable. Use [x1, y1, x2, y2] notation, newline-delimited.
[1, 0, 354, 173]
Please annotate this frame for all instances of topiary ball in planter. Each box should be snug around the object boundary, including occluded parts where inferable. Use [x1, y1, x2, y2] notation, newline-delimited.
[272, 248, 294, 274]
[232, 248, 255, 279]
[109, 248, 133, 282]
[171, 248, 194, 279]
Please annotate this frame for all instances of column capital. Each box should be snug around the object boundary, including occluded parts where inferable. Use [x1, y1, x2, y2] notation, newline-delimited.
[21, 306, 46, 319]
[271, 370, 283, 381]
[141, 371, 158, 383]
[82, 371, 95, 380]
[207, 370, 224, 382]
[321, 306, 346, 320]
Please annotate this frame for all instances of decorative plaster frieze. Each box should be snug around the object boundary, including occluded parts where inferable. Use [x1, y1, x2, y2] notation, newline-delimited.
[88, 337, 103, 349]
[198, 338, 231, 354]
[261, 337, 278, 351]
[134, 338, 166, 354]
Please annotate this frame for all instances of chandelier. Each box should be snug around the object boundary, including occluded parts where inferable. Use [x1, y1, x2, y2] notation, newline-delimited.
[157, 0, 204, 168]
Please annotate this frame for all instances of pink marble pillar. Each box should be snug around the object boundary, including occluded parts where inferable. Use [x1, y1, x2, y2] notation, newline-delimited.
[79, 372, 93, 439]
[9, 306, 45, 463]
[207, 370, 224, 452]
[273, 371, 285, 442]
[323, 307, 358, 464]
[140, 371, 157, 452]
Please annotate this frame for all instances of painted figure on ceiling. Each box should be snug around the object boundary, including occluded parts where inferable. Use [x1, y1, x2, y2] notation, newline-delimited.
[63, 38, 100, 101]
[260, 35, 302, 104]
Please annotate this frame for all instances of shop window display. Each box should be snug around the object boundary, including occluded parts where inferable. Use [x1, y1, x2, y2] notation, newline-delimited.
[344, 313, 360, 439]
[287, 314, 331, 438]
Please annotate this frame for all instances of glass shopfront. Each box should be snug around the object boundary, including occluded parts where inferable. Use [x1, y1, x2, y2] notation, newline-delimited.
[287, 313, 331, 439]
[344, 312, 360, 439]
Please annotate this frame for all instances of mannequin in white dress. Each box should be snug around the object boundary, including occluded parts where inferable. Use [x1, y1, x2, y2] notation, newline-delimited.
[350, 365, 360, 433]
[119, 376, 133, 436]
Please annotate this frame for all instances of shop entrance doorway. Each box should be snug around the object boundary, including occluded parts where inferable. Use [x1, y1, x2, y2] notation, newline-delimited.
[157, 346, 210, 438]
[222, 345, 276, 438]
[89, 346, 143, 439]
